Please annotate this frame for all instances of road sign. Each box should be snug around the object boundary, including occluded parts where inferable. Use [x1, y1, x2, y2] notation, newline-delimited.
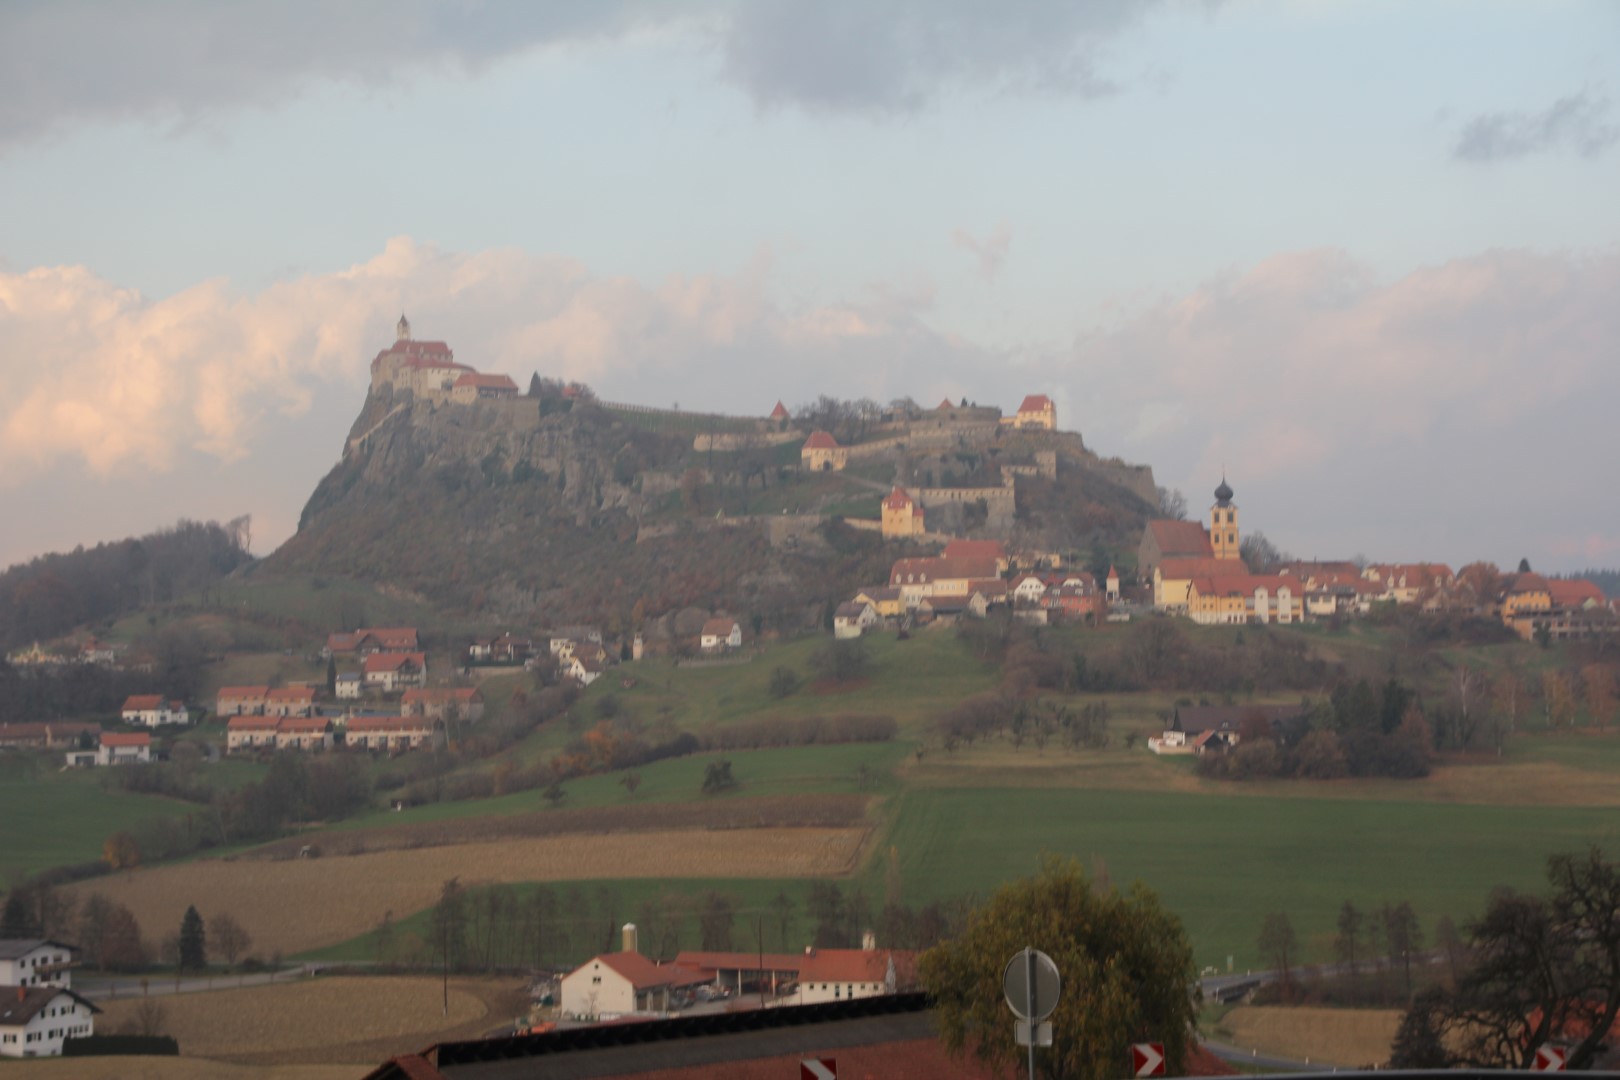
[1532, 1046, 1567, 1072]
[1003, 948, 1061, 1022]
[800, 1058, 837, 1080]
[1131, 1042, 1167, 1077]
[1015, 1020, 1054, 1047]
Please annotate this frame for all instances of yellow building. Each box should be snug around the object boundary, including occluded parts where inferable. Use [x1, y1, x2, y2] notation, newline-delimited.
[853, 587, 905, 618]
[801, 431, 848, 472]
[1187, 574, 1302, 625]
[881, 486, 926, 539]
[1209, 477, 1241, 561]
[1009, 394, 1056, 430]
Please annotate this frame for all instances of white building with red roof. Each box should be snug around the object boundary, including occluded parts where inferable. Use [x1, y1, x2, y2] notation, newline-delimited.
[216, 685, 270, 716]
[560, 949, 712, 1019]
[699, 617, 743, 653]
[119, 695, 187, 727]
[362, 651, 428, 692]
[265, 686, 316, 717]
[96, 732, 151, 766]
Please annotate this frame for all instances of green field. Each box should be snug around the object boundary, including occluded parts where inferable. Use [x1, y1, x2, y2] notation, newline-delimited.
[0, 772, 202, 879]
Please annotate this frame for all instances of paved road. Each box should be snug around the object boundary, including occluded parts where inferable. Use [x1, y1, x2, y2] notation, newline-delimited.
[78, 965, 310, 1000]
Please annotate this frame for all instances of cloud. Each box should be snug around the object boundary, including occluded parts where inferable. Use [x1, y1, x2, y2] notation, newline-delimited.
[951, 221, 1013, 279]
[1453, 88, 1619, 162]
[1074, 246, 1620, 566]
[0, 237, 994, 480]
[0, 0, 1159, 147]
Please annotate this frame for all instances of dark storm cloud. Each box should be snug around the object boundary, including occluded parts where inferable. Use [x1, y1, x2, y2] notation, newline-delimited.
[1454, 88, 1619, 162]
[0, 0, 1163, 147]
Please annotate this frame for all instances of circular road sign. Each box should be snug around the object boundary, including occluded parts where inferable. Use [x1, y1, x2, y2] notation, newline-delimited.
[1003, 948, 1061, 1022]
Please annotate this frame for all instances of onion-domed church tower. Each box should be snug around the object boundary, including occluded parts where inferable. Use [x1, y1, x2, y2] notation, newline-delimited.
[1210, 476, 1240, 560]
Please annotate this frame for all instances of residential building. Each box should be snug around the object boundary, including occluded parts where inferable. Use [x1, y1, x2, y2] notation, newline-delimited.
[226, 715, 283, 753]
[852, 587, 904, 619]
[119, 695, 187, 727]
[0, 986, 98, 1058]
[449, 372, 519, 403]
[95, 732, 151, 766]
[1153, 558, 1240, 612]
[834, 601, 878, 639]
[564, 654, 606, 686]
[325, 627, 420, 657]
[216, 686, 270, 716]
[700, 617, 743, 653]
[362, 652, 428, 692]
[888, 556, 1000, 609]
[800, 431, 848, 472]
[344, 715, 440, 752]
[943, 539, 1009, 573]
[0, 723, 99, 751]
[274, 716, 335, 751]
[0, 941, 76, 989]
[335, 673, 363, 700]
[265, 687, 316, 717]
[880, 486, 926, 539]
[560, 951, 712, 1018]
[1186, 575, 1302, 625]
[796, 947, 904, 1006]
[401, 687, 485, 721]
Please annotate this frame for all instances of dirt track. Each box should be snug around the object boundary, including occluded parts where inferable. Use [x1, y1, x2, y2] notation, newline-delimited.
[66, 825, 868, 956]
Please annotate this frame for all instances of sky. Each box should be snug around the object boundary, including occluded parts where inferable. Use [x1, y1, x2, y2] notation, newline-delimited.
[2, 0, 1617, 573]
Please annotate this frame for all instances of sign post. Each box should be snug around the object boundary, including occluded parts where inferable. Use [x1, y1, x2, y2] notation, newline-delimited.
[1532, 1046, 1567, 1072]
[800, 1058, 838, 1080]
[1131, 1042, 1167, 1077]
[1003, 948, 1061, 1080]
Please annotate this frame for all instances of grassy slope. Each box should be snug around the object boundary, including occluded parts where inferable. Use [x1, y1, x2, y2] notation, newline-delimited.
[0, 770, 202, 878]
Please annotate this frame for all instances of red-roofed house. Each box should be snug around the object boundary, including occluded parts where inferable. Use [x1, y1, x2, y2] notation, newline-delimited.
[450, 372, 520, 403]
[881, 487, 926, 540]
[769, 400, 790, 421]
[216, 685, 270, 716]
[274, 716, 335, 751]
[560, 951, 713, 1018]
[119, 695, 187, 727]
[1154, 557, 1244, 612]
[226, 715, 282, 753]
[889, 557, 1000, 609]
[363, 652, 428, 692]
[344, 715, 440, 752]
[796, 947, 911, 1006]
[265, 686, 316, 717]
[834, 600, 878, 639]
[942, 539, 1008, 571]
[97, 732, 151, 766]
[1008, 393, 1056, 430]
[700, 617, 743, 653]
[327, 627, 420, 657]
[401, 687, 485, 721]
[1550, 578, 1607, 610]
[1187, 575, 1302, 625]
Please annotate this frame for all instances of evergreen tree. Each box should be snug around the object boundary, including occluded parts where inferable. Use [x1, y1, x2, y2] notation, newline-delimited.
[178, 904, 207, 971]
[1, 890, 42, 938]
[325, 654, 337, 697]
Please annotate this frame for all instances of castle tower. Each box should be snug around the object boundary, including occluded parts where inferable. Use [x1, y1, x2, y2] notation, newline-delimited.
[1210, 477, 1240, 561]
[396, 313, 412, 341]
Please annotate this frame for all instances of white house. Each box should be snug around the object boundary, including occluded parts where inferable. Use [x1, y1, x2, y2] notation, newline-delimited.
[119, 695, 187, 727]
[362, 652, 428, 692]
[563, 654, 605, 686]
[0, 941, 76, 989]
[559, 951, 710, 1019]
[96, 732, 151, 766]
[0, 986, 98, 1058]
[833, 601, 878, 640]
[1011, 575, 1047, 606]
[335, 673, 363, 700]
[699, 617, 743, 653]
[795, 946, 903, 1006]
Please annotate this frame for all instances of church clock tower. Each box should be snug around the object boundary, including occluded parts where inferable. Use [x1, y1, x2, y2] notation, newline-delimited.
[396, 313, 412, 341]
[1210, 477, 1240, 561]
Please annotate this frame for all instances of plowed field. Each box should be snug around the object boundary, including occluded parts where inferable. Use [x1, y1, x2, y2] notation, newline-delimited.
[66, 825, 867, 956]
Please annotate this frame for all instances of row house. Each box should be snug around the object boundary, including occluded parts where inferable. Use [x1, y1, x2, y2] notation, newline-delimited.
[345, 715, 440, 752]
[215, 685, 315, 717]
[226, 715, 335, 753]
[363, 651, 428, 692]
[401, 687, 485, 721]
[119, 695, 188, 727]
[266, 687, 316, 717]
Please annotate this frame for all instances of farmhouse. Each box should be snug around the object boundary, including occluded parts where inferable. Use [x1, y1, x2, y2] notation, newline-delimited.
[700, 617, 743, 654]
[469, 633, 535, 664]
[363, 652, 428, 691]
[401, 687, 484, 721]
[0, 986, 98, 1058]
[345, 715, 440, 752]
[834, 601, 878, 639]
[564, 654, 606, 686]
[119, 695, 187, 727]
[797, 946, 904, 1005]
[326, 627, 420, 657]
[559, 950, 711, 1019]
[800, 430, 848, 472]
[888, 556, 999, 609]
[852, 587, 904, 619]
[1148, 704, 1310, 755]
[93, 732, 150, 765]
[0, 941, 76, 989]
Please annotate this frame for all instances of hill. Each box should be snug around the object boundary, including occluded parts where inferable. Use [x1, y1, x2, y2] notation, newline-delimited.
[267, 377, 1159, 623]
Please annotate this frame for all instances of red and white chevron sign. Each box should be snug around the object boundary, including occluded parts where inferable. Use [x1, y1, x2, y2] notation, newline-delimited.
[1131, 1042, 1167, 1077]
[801, 1057, 838, 1080]
[1532, 1045, 1567, 1071]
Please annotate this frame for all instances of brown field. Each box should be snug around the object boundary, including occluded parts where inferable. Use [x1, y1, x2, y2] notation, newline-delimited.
[904, 746, 1620, 807]
[93, 975, 523, 1066]
[1222, 1005, 1402, 1066]
[66, 826, 867, 956]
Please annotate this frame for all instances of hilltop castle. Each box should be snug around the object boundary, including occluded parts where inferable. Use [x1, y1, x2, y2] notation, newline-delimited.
[370, 316, 519, 403]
